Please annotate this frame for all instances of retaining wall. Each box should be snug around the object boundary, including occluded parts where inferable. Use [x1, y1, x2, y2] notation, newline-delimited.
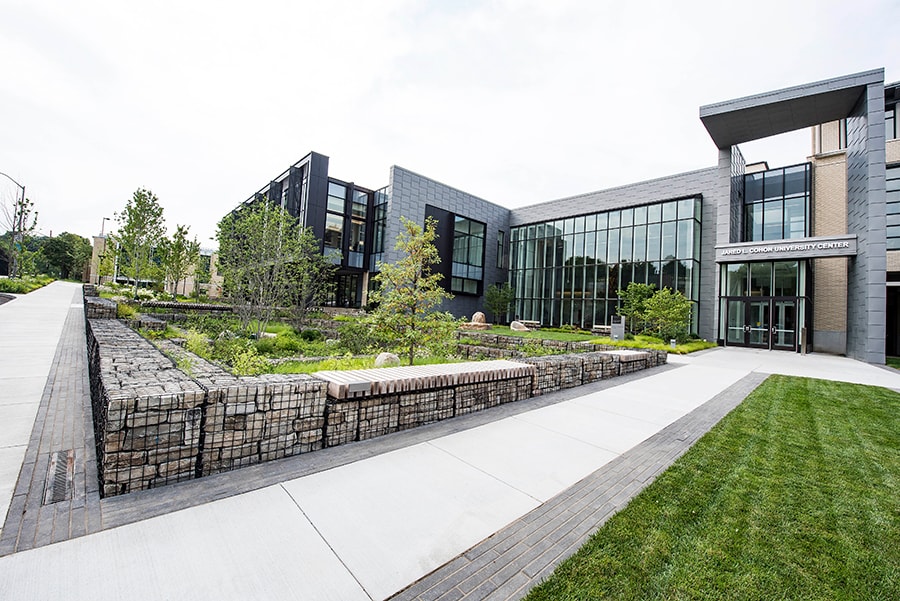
[84, 307, 666, 497]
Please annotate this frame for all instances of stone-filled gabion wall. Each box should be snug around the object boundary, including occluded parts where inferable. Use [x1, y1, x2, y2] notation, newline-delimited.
[86, 320, 207, 497]
[324, 376, 534, 447]
[86, 321, 330, 496]
[85, 316, 666, 497]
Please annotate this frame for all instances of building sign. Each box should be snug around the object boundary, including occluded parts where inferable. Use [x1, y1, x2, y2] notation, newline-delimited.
[715, 235, 857, 262]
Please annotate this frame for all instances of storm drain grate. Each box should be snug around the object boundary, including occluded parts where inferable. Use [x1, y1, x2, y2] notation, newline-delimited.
[42, 450, 75, 505]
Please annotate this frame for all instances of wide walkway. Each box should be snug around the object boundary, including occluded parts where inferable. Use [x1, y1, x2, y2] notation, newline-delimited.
[1, 283, 899, 600]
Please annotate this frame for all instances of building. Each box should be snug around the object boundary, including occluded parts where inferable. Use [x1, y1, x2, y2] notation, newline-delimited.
[231, 68, 898, 363]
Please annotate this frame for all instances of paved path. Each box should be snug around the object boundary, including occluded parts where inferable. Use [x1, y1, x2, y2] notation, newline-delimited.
[0, 281, 83, 534]
[1, 287, 899, 600]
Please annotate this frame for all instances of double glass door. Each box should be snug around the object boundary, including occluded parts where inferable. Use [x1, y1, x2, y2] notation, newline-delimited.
[725, 297, 797, 351]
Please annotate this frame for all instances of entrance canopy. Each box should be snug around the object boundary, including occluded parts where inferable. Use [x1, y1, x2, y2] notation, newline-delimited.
[699, 69, 884, 148]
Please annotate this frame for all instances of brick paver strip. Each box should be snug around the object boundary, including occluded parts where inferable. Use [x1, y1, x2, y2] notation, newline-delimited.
[0, 303, 99, 555]
[388, 372, 767, 601]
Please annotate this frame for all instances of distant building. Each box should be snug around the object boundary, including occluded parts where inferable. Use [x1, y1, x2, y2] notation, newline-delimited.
[228, 69, 898, 363]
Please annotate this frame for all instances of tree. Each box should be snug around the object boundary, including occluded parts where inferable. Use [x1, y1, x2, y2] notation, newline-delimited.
[368, 216, 459, 366]
[644, 287, 692, 343]
[283, 227, 337, 322]
[217, 201, 336, 338]
[40, 232, 92, 279]
[484, 282, 515, 324]
[1, 194, 38, 278]
[617, 282, 656, 334]
[159, 224, 200, 299]
[113, 188, 166, 299]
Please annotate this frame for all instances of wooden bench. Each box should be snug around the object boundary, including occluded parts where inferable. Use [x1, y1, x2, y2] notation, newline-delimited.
[591, 325, 612, 336]
[314, 359, 535, 399]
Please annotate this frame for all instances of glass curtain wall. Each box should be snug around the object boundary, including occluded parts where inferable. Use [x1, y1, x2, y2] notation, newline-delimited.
[509, 196, 701, 331]
[743, 164, 811, 242]
[452, 216, 486, 294]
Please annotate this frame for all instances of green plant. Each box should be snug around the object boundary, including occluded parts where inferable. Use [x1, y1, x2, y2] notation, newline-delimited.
[184, 329, 212, 359]
[117, 303, 137, 319]
[231, 345, 268, 376]
[484, 282, 515, 324]
[300, 328, 323, 342]
[644, 287, 692, 343]
[337, 319, 384, 354]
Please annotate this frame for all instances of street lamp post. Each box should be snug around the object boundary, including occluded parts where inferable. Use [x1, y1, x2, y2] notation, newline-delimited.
[0, 170, 26, 278]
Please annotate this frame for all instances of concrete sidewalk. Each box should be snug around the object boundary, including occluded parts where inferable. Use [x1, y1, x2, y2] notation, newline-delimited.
[0, 281, 83, 530]
[1, 286, 899, 600]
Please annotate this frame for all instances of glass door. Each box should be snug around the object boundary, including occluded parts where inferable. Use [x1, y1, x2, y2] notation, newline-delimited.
[772, 299, 796, 351]
[726, 300, 745, 345]
[747, 300, 770, 348]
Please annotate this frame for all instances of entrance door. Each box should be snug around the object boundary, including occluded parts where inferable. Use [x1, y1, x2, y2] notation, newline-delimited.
[771, 299, 796, 351]
[723, 297, 798, 351]
[746, 300, 770, 348]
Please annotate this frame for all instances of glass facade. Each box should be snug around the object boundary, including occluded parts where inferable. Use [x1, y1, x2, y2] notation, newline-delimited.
[743, 163, 811, 242]
[452, 216, 485, 294]
[509, 196, 701, 330]
[887, 165, 900, 251]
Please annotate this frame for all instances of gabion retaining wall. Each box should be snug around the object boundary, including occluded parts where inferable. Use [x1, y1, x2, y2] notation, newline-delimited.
[84, 309, 666, 497]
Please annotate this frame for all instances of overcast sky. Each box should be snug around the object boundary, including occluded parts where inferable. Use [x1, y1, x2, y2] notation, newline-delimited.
[1, 0, 898, 247]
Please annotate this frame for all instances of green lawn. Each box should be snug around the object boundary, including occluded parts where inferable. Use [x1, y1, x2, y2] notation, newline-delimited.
[886, 356, 900, 370]
[525, 375, 900, 601]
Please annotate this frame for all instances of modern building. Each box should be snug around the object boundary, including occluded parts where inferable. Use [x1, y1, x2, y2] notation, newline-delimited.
[231, 68, 898, 363]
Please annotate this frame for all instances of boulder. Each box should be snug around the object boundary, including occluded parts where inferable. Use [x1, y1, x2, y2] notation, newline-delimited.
[510, 320, 530, 332]
[374, 352, 401, 368]
[471, 311, 487, 324]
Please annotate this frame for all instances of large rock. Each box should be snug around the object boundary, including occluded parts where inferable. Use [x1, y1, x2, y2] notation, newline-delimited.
[510, 320, 530, 332]
[471, 311, 487, 324]
[374, 352, 401, 368]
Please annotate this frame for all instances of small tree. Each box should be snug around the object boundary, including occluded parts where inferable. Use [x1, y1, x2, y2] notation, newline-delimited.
[644, 287, 692, 343]
[284, 227, 337, 323]
[617, 282, 656, 334]
[114, 188, 166, 299]
[159, 224, 200, 299]
[484, 282, 515, 324]
[1, 194, 38, 278]
[368, 216, 459, 366]
[217, 201, 336, 338]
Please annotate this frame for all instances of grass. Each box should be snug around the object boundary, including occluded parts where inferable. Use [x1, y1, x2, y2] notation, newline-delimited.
[886, 356, 900, 370]
[525, 375, 900, 601]
[0, 275, 54, 294]
[590, 334, 718, 355]
[483, 325, 598, 342]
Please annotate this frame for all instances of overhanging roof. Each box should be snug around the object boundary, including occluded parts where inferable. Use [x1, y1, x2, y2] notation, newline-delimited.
[699, 69, 884, 149]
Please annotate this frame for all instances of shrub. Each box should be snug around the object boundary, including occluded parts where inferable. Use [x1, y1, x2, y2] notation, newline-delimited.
[184, 329, 212, 359]
[231, 345, 268, 376]
[300, 328, 323, 342]
[255, 337, 277, 355]
[275, 331, 303, 353]
[337, 319, 384, 354]
[117, 303, 138, 319]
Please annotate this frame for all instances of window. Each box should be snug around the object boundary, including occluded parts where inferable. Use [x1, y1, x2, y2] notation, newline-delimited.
[887, 165, 900, 250]
[508, 196, 701, 330]
[743, 164, 810, 242]
[497, 230, 506, 268]
[886, 105, 896, 141]
[451, 216, 485, 294]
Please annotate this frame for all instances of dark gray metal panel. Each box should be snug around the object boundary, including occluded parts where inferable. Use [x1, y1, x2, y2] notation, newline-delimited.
[699, 69, 883, 148]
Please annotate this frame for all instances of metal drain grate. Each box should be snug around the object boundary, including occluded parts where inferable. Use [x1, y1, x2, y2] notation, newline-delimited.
[42, 450, 75, 505]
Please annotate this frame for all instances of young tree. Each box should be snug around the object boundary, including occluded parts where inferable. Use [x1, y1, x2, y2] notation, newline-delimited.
[1, 194, 38, 278]
[644, 287, 692, 343]
[484, 282, 515, 324]
[283, 227, 337, 323]
[217, 201, 336, 338]
[617, 282, 656, 334]
[113, 188, 166, 299]
[159, 224, 200, 299]
[368, 216, 459, 366]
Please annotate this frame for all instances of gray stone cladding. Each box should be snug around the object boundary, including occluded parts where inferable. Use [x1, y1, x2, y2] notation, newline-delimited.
[508, 168, 725, 342]
[385, 166, 512, 319]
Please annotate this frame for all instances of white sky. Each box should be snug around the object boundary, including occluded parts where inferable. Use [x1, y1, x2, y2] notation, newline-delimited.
[1, 0, 898, 247]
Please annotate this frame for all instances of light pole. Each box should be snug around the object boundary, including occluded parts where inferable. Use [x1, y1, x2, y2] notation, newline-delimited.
[0, 170, 26, 278]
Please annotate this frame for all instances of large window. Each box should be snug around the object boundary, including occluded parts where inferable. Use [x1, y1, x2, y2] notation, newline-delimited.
[887, 165, 900, 251]
[324, 181, 346, 264]
[452, 216, 485, 294]
[886, 103, 896, 141]
[743, 164, 811, 242]
[509, 196, 701, 330]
